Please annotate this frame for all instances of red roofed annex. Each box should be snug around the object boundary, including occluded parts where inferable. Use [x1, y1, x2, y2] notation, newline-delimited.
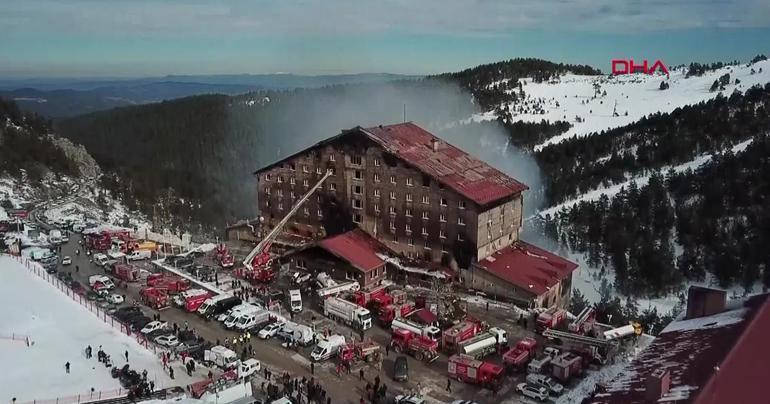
[252, 122, 576, 308]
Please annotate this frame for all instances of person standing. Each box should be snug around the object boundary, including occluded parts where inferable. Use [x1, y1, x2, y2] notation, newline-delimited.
[385, 343, 389, 357]
[124, 350, 129, 361]
[359, 368, 364, 381]
[65, 362, 70, 373]
[169, 367, 174, 379]
[446, 378, 451, 392]
[310, 362, 315, 375]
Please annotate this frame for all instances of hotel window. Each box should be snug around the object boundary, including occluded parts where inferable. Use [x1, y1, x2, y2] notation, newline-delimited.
[265, 188, 271, 195]
[406, 193, 413, 202]
[421, 195, 429, 204]
[458, 216, 466, 226]
[457, 233, 464, 241]
[289, 163, 295, 171]
[353, 214, 362, 223]
[459, 200, 466, 209]
[374, 158, 381, 167]
[302, 165, 309, 173]
[317, 209, 323, 217]
[440, 230, 446, 239]
[422, 175, 430, 187]
[277, 176, 284, 183]
[390, 221, 396, 231]
[421, 211, 429, 220]
[440, 213, 446, 222]
[374, 204, 380, 213]
[303, 207, 309, 216]
[265, 200, 271, 208]
[424, 239, 431, 249]
[373, 189, 381, 197]
[278, 203, 284, 211]
[265, 174, 271, 181]
[329, 154, 336, 162]
[390, 175, 396, 184]
[354, 170, 363, 180]
[389, 206, 396, 216]
[354, 185, 362, 195]
[353, 199, 363, 209]
[329, 183, 337, 191]
[290, 191, 295, 199]
[408, 238, 414, 246]
[316, 167, 322, 175]
[390, 191, 396, 200]
[406, 178, 414, 186]
[297, 259, 306, 269]
[328, 167, 336, 176]
[303, 179, 309, 187]
[392, 234, 398, 243]
[422, 227, 428, 236]
[277, 189, 283, 197]
[440, 197, 448, 206]
[290, 177, 295, 185]
[405, 224, 412, 234]
[405, 208, 413, 217]
[374, 173, 381, 183]
[351, 155, 362, 165]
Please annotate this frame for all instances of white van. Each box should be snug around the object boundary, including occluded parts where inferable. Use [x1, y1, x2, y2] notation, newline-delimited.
[310, 335, 346, 362]
[107, 251, 126, 262]
[93, 253, 109, 266]
[88, 275, 115, 290]
[289, 289, 302, 313]
[221, 303, 260, 323]
[127, 250, 152, 261]
[238, 358, 261, 379]
[236, 310, 271, 331]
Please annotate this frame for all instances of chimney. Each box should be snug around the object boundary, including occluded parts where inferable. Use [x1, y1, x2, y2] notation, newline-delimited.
[685, 286, 726, 319]
[431, 138, 439, 152]
[645, 368, 671, 402]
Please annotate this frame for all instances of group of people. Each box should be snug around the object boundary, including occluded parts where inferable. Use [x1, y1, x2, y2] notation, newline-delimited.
[260, 370, 334, 404]
[364, 374, 388, 404]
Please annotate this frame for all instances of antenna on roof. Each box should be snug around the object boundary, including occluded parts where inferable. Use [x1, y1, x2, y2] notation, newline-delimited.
[403, 103, 407, 123]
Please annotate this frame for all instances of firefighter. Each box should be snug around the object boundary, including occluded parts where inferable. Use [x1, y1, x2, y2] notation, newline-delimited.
[65, 362, 70, 373]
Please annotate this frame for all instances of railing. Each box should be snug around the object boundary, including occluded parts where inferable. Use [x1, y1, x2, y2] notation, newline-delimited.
[4, 254, 169, 404]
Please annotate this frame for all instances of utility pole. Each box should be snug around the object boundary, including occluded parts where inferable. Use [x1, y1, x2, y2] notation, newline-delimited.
[403, 103, 407, 123]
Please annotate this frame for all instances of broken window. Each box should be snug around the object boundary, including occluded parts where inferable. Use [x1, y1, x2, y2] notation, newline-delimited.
[422, 175, 430, 187]
[350, 155, 362, 165]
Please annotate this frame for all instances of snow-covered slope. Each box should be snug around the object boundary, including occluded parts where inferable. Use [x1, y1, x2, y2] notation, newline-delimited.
[0, 256, 201, 401]
[474, 59, 770, 151]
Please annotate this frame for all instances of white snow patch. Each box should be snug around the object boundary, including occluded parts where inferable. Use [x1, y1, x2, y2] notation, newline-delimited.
[0, 255, 202, 402]
[661, 307, 747, 333]
[471, 59, 770, 151]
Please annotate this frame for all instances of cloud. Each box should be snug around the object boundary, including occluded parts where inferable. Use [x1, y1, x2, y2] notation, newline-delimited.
[2, 0, 769, 37]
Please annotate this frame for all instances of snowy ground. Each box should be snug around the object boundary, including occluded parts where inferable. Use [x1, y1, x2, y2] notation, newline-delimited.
[0, 255, 202, 402]
[472, 59, 770, 151]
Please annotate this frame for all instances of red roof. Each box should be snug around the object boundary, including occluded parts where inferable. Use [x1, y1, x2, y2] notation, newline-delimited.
[586, 293, 770, 404]
[475, 241, 578, 296]
[317, 229, 384, 273]
[362, 123, 528, 206]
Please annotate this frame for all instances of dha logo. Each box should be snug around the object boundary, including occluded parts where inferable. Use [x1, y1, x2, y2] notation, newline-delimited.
[611, 59, 669, 75]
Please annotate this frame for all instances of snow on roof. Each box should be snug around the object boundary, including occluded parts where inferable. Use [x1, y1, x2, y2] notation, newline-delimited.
[82, 224, 132, 235]
[474, 241, 578, 296]
[376, 253, 449, 279]
[586, 293, 770, 404]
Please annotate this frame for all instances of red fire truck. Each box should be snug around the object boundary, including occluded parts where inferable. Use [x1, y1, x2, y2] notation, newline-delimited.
[447, 354, 504, 390]
[502, 337, 538, 372]
[390, 328, 439, 363]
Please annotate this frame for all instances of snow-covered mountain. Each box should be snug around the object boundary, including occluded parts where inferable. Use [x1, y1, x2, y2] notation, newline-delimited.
[474, 58, 770, 152]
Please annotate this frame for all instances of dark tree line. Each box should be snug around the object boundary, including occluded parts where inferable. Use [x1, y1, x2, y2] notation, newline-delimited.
[544, 135, 770, 297]
[432, 58, 601, 111]
[535, 83, 770, 206]
[0, 98, 79, 181]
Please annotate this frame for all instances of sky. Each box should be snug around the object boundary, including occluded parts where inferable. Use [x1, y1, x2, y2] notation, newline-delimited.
[1, 0, 770, 78]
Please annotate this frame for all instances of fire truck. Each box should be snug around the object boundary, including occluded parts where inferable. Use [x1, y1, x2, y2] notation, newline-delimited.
[447, 354, 504, 390]
[239, 171, 331, 284]
[351, 285, 392, 309]
[390, 329, 439, 363]
[338, 340, 382, 366]
[502, 337, 538, 372]
[114, 263, 139, 282]
[215, 244, 235, 268]
[537, 307, 567, 333]
[378, 302, 414, 326]
[140, 287, 170, 310]
[442, 319, 483, 353]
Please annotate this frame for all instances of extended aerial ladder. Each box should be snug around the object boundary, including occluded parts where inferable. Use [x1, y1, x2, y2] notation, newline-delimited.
[240, 170, 332, 282]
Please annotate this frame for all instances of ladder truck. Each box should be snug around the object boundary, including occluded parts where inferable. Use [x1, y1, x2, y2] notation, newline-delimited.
[238, 170, 332, 283]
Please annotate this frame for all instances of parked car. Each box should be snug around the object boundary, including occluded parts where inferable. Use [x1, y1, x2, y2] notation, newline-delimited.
[155, 334, 180, 347]
[258, 322, 284, 339]
[107, 294, 124, 304]
[45, 266, 58, 274]
[526, 373, 564, 396]
[141, 321, 168, 334]
[394, 395, 424, 404]
[393, 356, 409, 382]
[515, 383, 549, 402]
[61, 256, 72, 265]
